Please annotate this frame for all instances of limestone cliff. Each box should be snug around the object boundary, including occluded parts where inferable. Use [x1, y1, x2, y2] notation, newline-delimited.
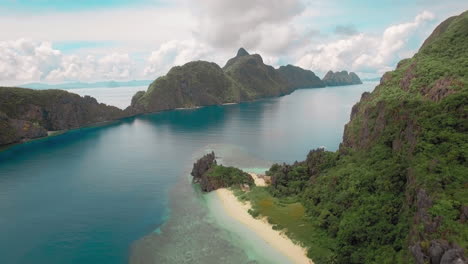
[0, 87, 123, 146]
[260, 11, 467, 264]
[322, 70, 362, 86]
[277, 64, 326, 89]
[128, 48, 326, 114]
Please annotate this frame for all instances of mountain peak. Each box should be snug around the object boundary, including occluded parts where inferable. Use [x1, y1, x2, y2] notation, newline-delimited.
[236, 48, 249, 57]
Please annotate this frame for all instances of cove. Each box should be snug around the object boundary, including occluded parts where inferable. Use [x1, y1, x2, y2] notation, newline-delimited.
[0, 83, 375, 263]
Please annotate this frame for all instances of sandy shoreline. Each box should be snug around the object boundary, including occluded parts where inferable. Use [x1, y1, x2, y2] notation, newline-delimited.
[215, 187, 313, 264]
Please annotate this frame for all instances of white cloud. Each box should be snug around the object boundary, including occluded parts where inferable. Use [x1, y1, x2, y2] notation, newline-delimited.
[296, 11, 435, 75]
[0, 7, 195, 50]
[0, 39, 136, 83]
[192, 0, 305, 54]
[143, 39, 222, 78]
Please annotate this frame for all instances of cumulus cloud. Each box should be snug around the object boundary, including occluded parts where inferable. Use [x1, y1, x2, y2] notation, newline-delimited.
[0, 39, 135, 83]
[143, 39, 217, 78]
[296, 11, 435, 75]
[0, 39, 61, 82]
[192, 0, 305, 54]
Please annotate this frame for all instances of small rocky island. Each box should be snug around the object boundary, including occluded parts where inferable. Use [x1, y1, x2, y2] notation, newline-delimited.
[191, 152, 254, 192]
[322, 70, 362, 86]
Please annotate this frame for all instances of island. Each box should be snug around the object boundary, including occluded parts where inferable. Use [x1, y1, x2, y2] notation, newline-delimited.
[322, 70, 362, 86]
[0, 87, 124, 146]
[1, 46, 360, 147]
[194, 11, 467, 264]
[126, 48, 327, 114]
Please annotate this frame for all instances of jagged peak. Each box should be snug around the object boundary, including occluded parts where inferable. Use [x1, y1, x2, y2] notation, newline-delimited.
[236, 47, 249, 57]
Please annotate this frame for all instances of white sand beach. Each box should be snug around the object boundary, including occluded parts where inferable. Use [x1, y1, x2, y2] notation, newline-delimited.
[249, 173, 267, 186]
[215, 187, 313, 264]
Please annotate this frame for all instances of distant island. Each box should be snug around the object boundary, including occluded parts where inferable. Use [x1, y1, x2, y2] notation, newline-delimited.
[0, 48, 362, 147]
[322, 70, 362, 86]
[126, 48, 330, 114]
[192, 11, 467, 264]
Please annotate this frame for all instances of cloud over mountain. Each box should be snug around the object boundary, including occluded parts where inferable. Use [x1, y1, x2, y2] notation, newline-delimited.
[296, 11, 436, 75]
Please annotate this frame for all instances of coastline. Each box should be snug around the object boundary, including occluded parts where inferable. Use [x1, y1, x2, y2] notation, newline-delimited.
[214, 186, 313, 264]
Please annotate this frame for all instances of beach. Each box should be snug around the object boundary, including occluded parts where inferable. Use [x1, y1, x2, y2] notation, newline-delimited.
[214, 178, 313, 264]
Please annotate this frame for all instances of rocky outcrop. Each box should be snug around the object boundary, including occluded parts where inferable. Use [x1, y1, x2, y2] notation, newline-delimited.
[276, 64, 325, 89]
[223, 49, 290, 99]
[0, 87, 124, 146]
[322, 70, 362, 86]
[191, 151, 217, 181]
[191, 152, 254, 192]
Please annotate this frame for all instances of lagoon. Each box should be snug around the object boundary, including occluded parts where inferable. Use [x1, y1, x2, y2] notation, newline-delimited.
[0, 83, 376, 263]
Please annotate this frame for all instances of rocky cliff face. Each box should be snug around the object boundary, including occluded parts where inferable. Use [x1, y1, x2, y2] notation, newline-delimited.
[262, 11, 467, 264]
[0, 87, 124, 146]
[276, 64, 326, 89]
[322, 70, 362, 86]
[338, 11, 467, 263]
[128, 61, 243, 113]
[222, 48, 290, 99]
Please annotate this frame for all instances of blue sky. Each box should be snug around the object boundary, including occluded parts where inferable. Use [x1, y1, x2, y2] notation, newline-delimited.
[0, 0, 467, 84]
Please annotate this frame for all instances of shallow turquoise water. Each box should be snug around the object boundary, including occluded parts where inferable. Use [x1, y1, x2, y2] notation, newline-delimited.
[0, 83, 376, 263]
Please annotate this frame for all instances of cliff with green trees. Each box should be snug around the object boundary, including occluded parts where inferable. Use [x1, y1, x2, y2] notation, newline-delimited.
[231, 11, 467, 264]
[0, 87, 123, 146]
[277, 64, 326, 89]
[127, 48, 328, 114]
[191, 152, 254, 192]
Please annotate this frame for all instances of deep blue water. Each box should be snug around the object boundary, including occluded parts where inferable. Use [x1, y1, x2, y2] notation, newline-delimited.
[0, 83, 375, 264]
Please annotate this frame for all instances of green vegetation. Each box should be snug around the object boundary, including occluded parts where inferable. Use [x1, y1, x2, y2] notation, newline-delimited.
[132, 61, 243, 112]
[204, 165, 255, 188]
[322, 70, 362, 86]
[277, 64, 326, 89]
[130, 48, 337, 114]
[234, 186, 337, 263]
[234, 11, 468, 264]
[0, 87, 123, 146]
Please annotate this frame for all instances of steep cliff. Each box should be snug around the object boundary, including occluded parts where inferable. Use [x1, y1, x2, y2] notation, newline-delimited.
[250, 11, 467, 264]
[0, 87, 123, 146]
[322, 70, 362, 86]
[277, 64, 326, 89]
[222, 49, 290, 99]
[128, 61, 243, 113]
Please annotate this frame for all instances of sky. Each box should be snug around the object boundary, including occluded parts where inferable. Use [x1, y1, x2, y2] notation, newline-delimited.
[0, 0, 467, 85]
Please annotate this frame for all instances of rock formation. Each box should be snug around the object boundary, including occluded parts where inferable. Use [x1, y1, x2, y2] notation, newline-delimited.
[127, 48, 326, 114]
[191, 152, 254, 192]
[277, 64, 326, 89]
[0, 87, 124, 146]
[322, 70, 362, 86]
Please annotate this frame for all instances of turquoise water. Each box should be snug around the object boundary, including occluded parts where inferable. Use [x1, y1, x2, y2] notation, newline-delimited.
[0, 83, 376, 263]
[64, 85, 147, 109]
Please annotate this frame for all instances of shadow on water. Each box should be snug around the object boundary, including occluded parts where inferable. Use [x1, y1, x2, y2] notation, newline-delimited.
[0, 118, 136, 162]
[135, 99, 277, 134]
